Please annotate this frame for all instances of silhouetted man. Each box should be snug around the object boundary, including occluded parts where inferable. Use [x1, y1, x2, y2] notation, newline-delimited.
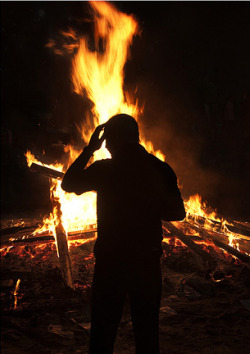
[61, 114, 186, 354]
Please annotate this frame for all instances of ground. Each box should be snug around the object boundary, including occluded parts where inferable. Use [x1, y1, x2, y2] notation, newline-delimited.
[1, 218, 250, 354]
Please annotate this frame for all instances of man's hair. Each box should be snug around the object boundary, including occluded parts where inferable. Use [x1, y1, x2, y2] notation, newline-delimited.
[105, 114, 139, 144]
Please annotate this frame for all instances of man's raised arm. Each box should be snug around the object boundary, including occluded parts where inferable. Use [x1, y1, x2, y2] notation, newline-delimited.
[61, 124, 105, 194]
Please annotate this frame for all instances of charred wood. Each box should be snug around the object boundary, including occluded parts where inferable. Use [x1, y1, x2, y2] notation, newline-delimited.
[55, 222, 74, 288]
[187, 215, 250, 238]
[30, 163, 64, 180]
[188, 224, 250, 264]
[163, 222, 208, 258]
[0, 224, 40, 236]
[4, 229, 97, 244]
[51, 189, 73, 288]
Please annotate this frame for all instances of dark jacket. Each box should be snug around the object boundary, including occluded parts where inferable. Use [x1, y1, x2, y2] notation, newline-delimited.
[63, 144, 185, 259]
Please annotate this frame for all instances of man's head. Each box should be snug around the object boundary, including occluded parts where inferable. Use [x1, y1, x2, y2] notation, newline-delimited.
[104, 114, 139, 156]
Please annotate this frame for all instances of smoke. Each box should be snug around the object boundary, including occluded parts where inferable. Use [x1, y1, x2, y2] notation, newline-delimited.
[134, 78, 248, 219]
[121, 2, 250, 220]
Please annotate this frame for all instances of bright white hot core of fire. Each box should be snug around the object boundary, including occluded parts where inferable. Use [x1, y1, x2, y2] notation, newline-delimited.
[25, 1, 241, 252]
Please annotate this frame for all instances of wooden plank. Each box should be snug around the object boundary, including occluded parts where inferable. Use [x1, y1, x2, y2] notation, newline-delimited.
[188, 224, 250, 264]
[3, 230, 96, 245]
[163, 222, 207, 258]
[55, 222, 73, 288]
[30, 163, 64, 180]
[188, 214, 250, 238]
[51, 194, 73, 288]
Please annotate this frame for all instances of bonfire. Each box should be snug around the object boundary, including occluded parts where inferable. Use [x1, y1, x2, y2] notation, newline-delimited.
[1, 2, 250, 353]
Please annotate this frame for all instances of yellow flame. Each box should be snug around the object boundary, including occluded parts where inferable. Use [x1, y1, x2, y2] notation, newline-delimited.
[72, 1, 140, 129]
[25, 150, 63, 172]
[185, 194, 241, 250]
[185, 194, 220, 223]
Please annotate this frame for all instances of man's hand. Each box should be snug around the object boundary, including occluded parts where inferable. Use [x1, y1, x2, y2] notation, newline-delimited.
[62, 124, 105, 193]
[88, 124, 106, 154]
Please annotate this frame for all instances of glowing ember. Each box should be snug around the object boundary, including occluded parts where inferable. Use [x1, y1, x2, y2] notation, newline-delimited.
[68, 234, 97, 250]
[13, 279, 21, 310]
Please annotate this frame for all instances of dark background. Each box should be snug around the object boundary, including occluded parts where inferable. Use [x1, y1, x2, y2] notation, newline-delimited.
[1, 1, 250, 220]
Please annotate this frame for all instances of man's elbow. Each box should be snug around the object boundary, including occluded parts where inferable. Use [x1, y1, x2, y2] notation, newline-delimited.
[61, 180, 70, 193]
[172, 202, 186, 221]
[61, 177, 74, 193]
[161, 204, 186, 222]
[174, 208, 186, 221]
[61, 178, 84, 196]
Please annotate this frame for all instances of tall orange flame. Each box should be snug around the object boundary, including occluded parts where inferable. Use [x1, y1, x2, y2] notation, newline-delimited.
[72, 1, 140, 128]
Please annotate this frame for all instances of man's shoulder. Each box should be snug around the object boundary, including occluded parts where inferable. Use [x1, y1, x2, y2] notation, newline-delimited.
[146, 150, 177, 181]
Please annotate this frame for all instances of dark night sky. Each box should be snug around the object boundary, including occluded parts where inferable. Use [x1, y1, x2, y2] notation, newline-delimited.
[1, 1, 250, 219]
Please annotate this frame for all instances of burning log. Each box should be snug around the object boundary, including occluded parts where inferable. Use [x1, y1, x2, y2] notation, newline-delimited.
[0, 224, 40, 236]
[52, 196, 73, 288]
[55, 222, 73, 288]
[164, 222, 207, 258]
[164, 221, 250, 266]
[191, 225, 250, 264]
[189, 214, 250, 238]
[7, 229, 97, 244]
[28, 162, 73, 286]
[30, 163, 64, 180]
